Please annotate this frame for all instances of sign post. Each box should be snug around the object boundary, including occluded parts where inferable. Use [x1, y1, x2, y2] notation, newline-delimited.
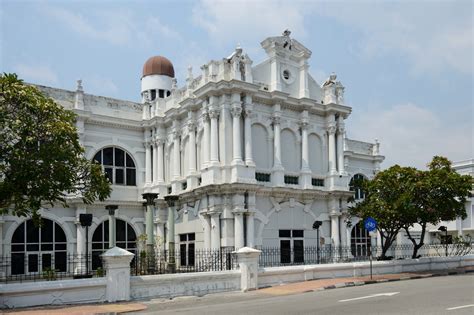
[364, 217, 377, 280]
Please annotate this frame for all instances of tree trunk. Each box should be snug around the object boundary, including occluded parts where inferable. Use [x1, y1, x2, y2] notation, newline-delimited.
[379, 229, 399, 260]
[405, 223, 427, 259]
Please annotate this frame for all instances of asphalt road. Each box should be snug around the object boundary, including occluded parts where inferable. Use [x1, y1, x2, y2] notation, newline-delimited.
[132, 274, 474, 315]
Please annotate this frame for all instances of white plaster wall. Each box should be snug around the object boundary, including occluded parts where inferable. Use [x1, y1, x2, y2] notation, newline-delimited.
[0, 278, 106, 309]
[141, 75, 173, 93]
[308, 133, 324, 174]
[252, 123, 272, 169]
[281, 129, 301, 172]
[130, 271, 240, 299]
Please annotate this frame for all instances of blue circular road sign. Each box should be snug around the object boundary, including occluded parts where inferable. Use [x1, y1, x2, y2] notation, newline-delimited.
[364, 217, 377, 232]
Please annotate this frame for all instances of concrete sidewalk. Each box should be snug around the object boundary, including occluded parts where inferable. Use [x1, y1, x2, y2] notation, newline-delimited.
[3, 266, 473, 314]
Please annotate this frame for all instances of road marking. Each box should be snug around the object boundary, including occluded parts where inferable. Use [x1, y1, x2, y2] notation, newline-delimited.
[338, 292, 400, 303]
[446, 304, 474, 311]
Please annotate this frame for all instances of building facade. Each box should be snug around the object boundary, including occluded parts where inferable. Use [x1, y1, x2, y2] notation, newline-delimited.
[0, 32, 384, 274]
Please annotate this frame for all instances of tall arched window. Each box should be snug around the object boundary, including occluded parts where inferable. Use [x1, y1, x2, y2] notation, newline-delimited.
[91, 219, 137, 269]
[351, 222, 371, 257]
[349, 173, 366, 200]
[93, 147, 136, 186]
[11, 219, 67, 275]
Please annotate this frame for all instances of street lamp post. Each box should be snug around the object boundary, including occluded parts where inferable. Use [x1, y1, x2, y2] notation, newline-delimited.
[438, 226, 448, 257]
[105, 205, 118, 248]
[79, 213, 93, 277]
[165, 195, 179, 273]
[313, 220, 323, 264]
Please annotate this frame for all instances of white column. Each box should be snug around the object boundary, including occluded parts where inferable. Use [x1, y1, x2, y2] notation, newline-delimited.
[301, 122, 310, 172]
[202, 105, 210, 169]
[328, 124, 337, 175]
[145, 206, 154, 249]
[188, 123, 197, 174]
[145, 141, 151, 185]
[173, 132, 180, 179]
[273, 116, 282, 168]
[209, 108, 220, 165]
[299, 62, 309, 98]
[331, 214, 340, 247]
[157, 139, 164, 183]
[152, 141, 158, 185]
[337, 117, 345, 175]
[246, 213, 255, 248]
[244, 101, 254, 167]
[210, 213, 221, 250]
[108, 211, 116, 248]
[231, 106, 243, 164]
[75, 207, 86, 256]
[203, 215, 211, 249]
[234, 212, 244, 249]
[270, 57, 281, 91]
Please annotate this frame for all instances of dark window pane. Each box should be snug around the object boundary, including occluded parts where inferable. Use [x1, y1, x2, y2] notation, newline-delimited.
[103, 147, 113, 165]
[12, 222, 25, 243]
[115, 148, 124, 166]
[292, 230, 304, 238]
[180, 234, 187, 242]
[116, 220, 126, 241]
[127, 224, 136, 241]
[12, 253, 25, 275]
[280, 240, 291, 264]
[279, 230, 291, 238]
[27, 244, 39, 251]
[55, 223, 66, 242]
[116, 242, 126, 248]
[12, 244, 24, 252]
[28, 254, 38, 272]
[128, 242, 136, 249]
[158, 89, 164, 98]
[115, 169, 124, 185]
[294, 240, 304, 263]
[55, 252, 67, 272]
[92, 243, 103, 250]
[42, 253, 52, 270]
[166, 91, 171, 97]
[126, 168, 136, 186]
[188, 233, 195, 241]
[104, 221, 109, 241]
[26, 220, 39, 243]
[55, 244, 66, 250]
[93, 152, 101, 164]
[92, 224, 103, 242]
[92, 251, 102, 270]
[104, 168, 113, 183]
[41, 244, 53, 251]
[150, 90, 156, 100]
[188, 243, 195, 266]
[126, 154, 135, 167]
[180, 244, 187, 266]
[41, 219, 54, 242]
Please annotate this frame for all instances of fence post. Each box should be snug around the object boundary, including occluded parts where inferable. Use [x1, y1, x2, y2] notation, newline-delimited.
[101, 247, 135, 302]
[234, 247, 261, 292]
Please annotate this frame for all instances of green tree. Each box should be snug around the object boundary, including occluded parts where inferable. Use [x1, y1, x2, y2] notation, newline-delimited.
[402, 156, 472, 258]
[348, 165, 418, 259]
[0, 73, 111, 222]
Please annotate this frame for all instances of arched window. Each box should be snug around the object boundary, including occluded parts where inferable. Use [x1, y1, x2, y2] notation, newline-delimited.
[351, 222, 371, 257]
[91, 219, 137, 269]
[93, 147, 136, 186]
[349, 173, 366, 200]
[11, 219, 67, 275]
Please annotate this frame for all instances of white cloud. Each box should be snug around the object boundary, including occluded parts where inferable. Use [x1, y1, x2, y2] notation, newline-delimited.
[45, 6, 180, 47]
[192, 0, 310, 49]
[14, 63, 58, 85]
[84, 75, 118, 96]
[313, 1, 473, 75]
[347, 103, 473, 169]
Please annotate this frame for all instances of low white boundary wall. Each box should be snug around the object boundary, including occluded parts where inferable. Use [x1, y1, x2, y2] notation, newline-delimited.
[0, 278, 106, 308]
[131, 270, 241, 300]
[258, 255, 474, 288]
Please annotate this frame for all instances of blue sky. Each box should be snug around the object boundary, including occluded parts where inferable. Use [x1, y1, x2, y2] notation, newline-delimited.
[1, 0, 472, 169]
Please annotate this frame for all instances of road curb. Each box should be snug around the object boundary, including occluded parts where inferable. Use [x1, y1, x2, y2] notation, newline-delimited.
[316, 269, 468, 292]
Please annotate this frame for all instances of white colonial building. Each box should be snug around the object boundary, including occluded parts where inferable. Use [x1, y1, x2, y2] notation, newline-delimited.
[0, 32, 384, 274]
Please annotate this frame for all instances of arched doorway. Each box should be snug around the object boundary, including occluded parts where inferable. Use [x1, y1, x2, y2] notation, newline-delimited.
[351, 221, 371, 257]
[91, 219, 137, 269]
[11, 219, 67, 275]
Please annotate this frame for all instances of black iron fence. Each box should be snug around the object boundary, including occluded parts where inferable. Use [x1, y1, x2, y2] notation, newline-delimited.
[258, 243, 473, 267]
[0, 254, 105, 283]
[131, 247, 237, 276]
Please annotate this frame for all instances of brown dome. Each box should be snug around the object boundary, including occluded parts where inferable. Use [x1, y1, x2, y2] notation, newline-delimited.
[142, 56, 175, 78]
